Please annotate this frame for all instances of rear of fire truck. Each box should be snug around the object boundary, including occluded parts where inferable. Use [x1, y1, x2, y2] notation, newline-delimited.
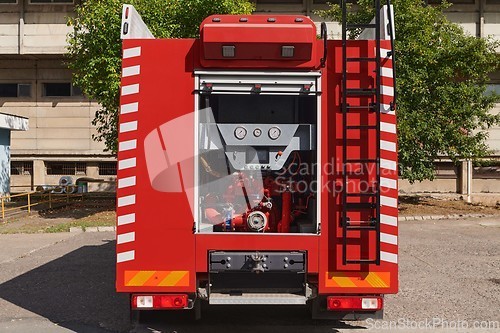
[116, 2, 398, 321]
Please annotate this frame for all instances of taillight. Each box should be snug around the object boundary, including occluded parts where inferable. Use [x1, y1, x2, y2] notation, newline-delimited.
[327, 296, 383, 311]
[132, 294, 188, 309]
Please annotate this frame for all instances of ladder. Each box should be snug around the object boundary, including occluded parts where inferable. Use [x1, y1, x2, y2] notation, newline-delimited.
[341, 0, 383, 265]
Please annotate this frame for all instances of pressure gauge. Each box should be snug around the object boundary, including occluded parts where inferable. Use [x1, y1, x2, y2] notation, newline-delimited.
[234, 126, 247, 140]
[253, 128, 262, 137]
[268, 126, 281, 140]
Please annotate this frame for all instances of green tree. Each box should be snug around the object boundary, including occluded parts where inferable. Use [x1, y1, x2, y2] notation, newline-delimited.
[67, 0, 254, 154]
[318, 0, 500, 182]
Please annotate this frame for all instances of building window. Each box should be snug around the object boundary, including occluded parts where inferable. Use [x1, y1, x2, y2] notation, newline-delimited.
[257, 0, 303, 3]
[42, 82, 82, 97]
[46, 162, 86, 175]
[0, 83, 31, 97]
[427, 0, 474, 4]
[0, 0, 18, 4]
[99, 162, 117, 176]
[486, 84, 500, 95]
[11, 161, 33, 176]
[30, 0, 73, 4]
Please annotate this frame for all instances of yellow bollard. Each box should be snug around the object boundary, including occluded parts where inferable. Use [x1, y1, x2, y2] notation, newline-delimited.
[28, 192, 31, 215]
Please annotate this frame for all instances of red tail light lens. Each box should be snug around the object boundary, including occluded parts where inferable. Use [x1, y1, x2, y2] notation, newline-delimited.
[132, 294, 188, 309]
[327, 296, 383, 311]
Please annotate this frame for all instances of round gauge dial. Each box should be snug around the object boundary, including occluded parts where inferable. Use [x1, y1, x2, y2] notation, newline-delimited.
[234, 126, 247, 140]
[268, 126, 281, 140]
[253, 128, 262, 137]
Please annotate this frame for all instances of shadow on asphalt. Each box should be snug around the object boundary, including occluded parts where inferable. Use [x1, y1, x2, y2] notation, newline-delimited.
[0, 239, 366, 333]
[0, 240, 130, 332]
[135, 306, 366, 333]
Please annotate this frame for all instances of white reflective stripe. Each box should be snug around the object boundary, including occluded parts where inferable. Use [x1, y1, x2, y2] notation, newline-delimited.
[381, 195, 398, 208]
[117, 213, 136, 226]
[380, 48, 393, 59]
[120, 121, 138, 133]
[121, 102, 139, 114]
[118, 176, 136, 189]
[380, 103, 395, 115]
[381, 214, 398, 227]
[381, 232, 398, 245]
[118, 157, 136, 170]
[117, 232, 135, 244]
[122, 84, 139, 96]
[381, 67, 393, 78]
[122, 65, 140, 77]
[381, 251, 398, 264]
[119, 139, 137, 151]
[118, 195, 136, 207]
[381, 140, 397, 152]
[381, 122, 396, 134]
[380, 177, 397, 189]
[381, 85, 394, 97]
[117, 250, 135, 263]
[123, 47, 141, 59]
[380, 158, 397, 171]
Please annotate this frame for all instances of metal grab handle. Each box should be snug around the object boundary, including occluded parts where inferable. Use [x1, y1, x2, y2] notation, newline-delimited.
[386, 0, 397, 107]
[320, 22, 328, 68]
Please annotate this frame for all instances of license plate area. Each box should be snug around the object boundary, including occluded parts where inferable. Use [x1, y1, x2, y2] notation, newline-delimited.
[208, 251, 307, 304]
[209, 251, 306, 273]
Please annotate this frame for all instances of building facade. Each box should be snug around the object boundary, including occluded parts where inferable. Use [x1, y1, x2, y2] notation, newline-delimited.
[0, 0, 115, 191]
[0, 0, 498, 193]
[0, 112, 28, 195]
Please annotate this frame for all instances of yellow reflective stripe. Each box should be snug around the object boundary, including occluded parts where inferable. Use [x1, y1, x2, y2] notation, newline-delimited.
[127, 271, 155, 286]
[332, 273, 358, 287]
[364, 272, 389, 288]
[158, 271, 188, 286]
[326, 272, 391, 288]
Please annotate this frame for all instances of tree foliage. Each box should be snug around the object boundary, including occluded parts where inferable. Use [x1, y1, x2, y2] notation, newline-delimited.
[318, 0, 500, 182]
[67, 0, 254, 154]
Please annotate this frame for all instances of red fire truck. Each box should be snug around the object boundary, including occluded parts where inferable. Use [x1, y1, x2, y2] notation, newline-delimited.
[117, 1, 397, 321]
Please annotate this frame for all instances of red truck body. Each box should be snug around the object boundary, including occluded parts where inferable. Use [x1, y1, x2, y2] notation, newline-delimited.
[116, 7, 397, 320]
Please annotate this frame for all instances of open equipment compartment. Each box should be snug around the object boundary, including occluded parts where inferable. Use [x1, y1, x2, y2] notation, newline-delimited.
[195, 72, 320, 234]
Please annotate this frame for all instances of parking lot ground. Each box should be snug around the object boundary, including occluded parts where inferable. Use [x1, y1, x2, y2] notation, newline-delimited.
[0, 217, 498, 332]
[0, 233, 76, 264]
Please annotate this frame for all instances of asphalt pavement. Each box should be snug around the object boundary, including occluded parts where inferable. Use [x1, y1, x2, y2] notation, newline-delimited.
[0, 217, 498, 332]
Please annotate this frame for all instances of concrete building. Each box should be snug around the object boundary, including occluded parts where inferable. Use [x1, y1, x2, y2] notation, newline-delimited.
[0, 112, 28, 196]
[0, 0, 498, 194]
[0, 0, 115, 192]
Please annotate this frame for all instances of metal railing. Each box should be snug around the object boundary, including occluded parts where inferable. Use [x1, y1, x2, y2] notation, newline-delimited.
[1, 191, 84, 220]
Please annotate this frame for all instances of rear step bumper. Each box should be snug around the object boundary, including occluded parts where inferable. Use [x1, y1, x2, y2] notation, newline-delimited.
[209, 292, 307, 305]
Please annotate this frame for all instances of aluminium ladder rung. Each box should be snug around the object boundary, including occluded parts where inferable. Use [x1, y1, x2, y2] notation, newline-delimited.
[345, 159, 378, 163]
[346, 226, 377, 231]
[346, 192, 377, 197]
[346, 125, 377, 130]
[346, 57, 377, 62]
[345, 88, 377, 96]
[345, 259, 378, 264]
[345, 105, 376, 111]
[345, 202, 377, 210]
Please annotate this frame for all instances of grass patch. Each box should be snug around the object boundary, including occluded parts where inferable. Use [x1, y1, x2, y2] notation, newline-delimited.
[43, 217, 115, 233]
[0, 209, 116, 234]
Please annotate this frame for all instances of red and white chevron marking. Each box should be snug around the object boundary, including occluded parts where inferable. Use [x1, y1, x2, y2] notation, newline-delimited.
[116, 46, 142, 264]
[379, 47, 398, 265]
